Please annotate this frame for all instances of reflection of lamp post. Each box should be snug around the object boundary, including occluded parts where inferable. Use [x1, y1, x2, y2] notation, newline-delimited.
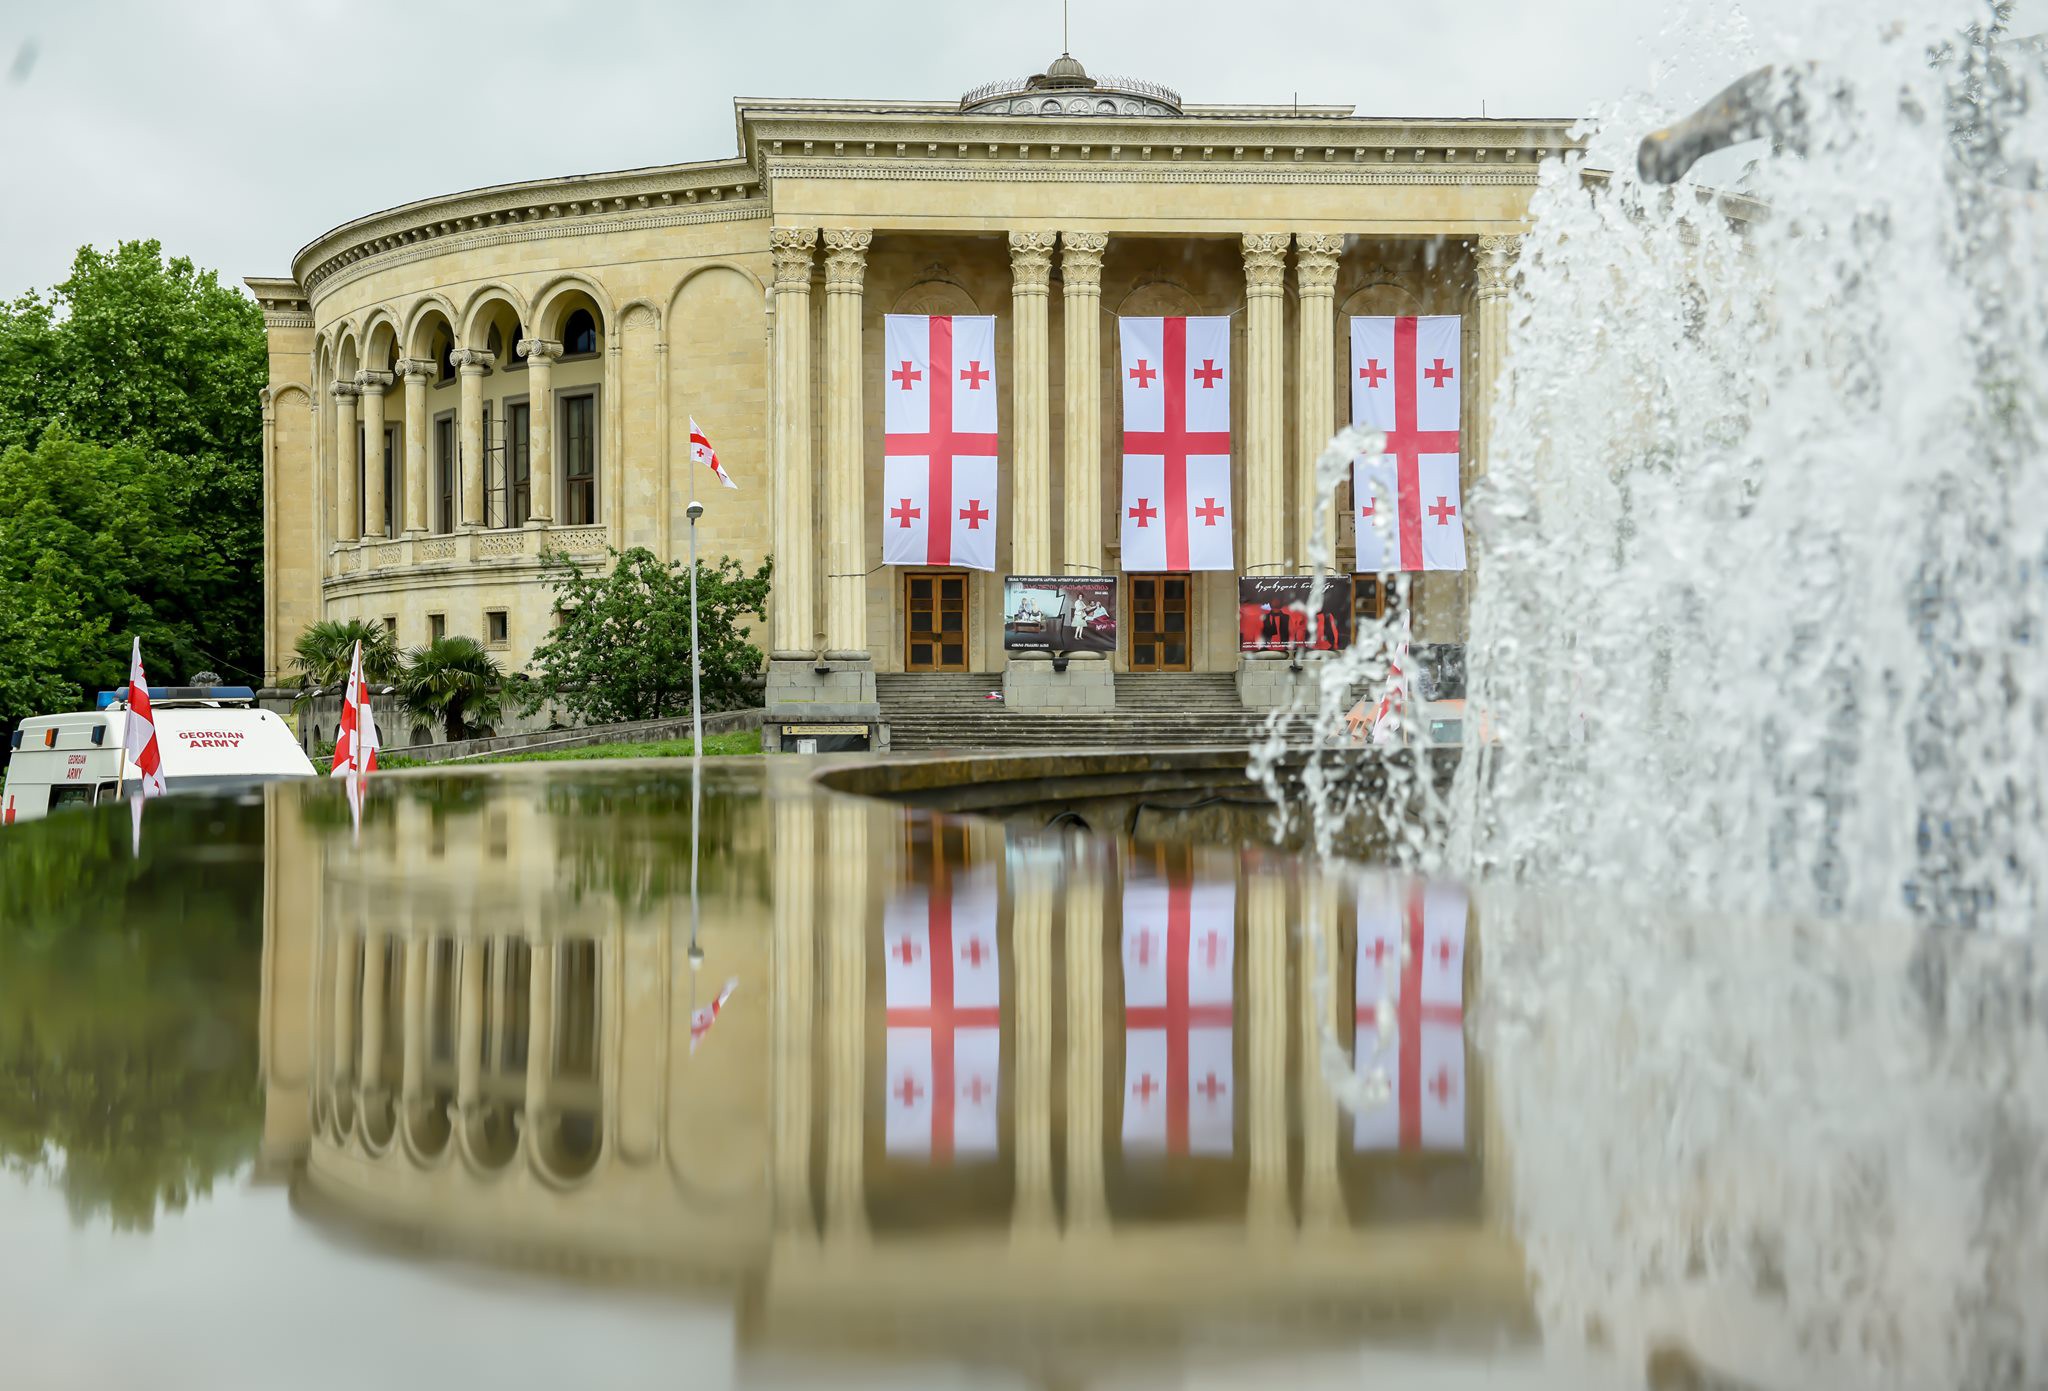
[686, 499, 705, 757]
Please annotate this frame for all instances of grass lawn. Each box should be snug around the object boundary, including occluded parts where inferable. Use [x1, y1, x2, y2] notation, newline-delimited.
[463, 730, 763, 764]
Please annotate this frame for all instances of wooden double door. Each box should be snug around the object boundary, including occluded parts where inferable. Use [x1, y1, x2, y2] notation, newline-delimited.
[904, 571, 969, 671]
[1127, 573, 1192, 672]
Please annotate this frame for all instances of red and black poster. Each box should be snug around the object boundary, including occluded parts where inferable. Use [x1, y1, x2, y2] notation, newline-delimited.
[1237, 575, 1352, 653]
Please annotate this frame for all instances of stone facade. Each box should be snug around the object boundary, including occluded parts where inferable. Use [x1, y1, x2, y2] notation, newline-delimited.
[249, 56, 1570, 699]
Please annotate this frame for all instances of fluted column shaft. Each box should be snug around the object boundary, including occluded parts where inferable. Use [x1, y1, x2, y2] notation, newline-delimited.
[332, 382, 360, 543]
[356, 372, 392, 539]
[1011, 865, 1056, 1238]
[330, 929, 359, 1086]
[1008, 231, 1057, 574]
[401, 938, 428, 1104]
[1247, 867, 1290, 1232]
[1293, 234, 1344, 569]
[824, 802, 868, 1242]
[398, 361, 432, 537]
[520, 337, 562, 525]
[771, 800, 817, 1236]
[452, 349, 494, 529]
[1472, 235, 1519, 482]
[1060, 232, 1107, 575]
[1297, 864, 1345, 1225]
[822, 230, 872, 660]
[523, 942, 556, 1126]
[456, 939, 485, 1111]
[358, 929, 387, 1089]
[1242, 233, 1291, 574]
[1062, 858, 1108, 1231]
[769, 228, 818, 658]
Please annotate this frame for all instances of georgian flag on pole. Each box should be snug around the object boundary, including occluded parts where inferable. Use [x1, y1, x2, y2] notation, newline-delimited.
[1351, 315, 1466, 572]
[884, 867, 1001, 1162]
[122, 638, 167, 798]
[690, 977, 739, 1055]
[1354, 877, 1468, 1151]
[329, 640, 380, 778]
[689, 416, 738, 490]
[1121, 863, 1236, 1155]
[883, 314, 1000, 571]
[1119, 316, 1234, 572]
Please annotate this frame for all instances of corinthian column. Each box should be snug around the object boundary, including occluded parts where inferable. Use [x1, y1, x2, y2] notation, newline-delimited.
[1293, 234, 1344, 569]
[397, 359, 434, 537]
[1241, 233, 1290, 575]
[1060, 232, 1107, 575]
[356, 371, 393, 539]
[518, 337, 562, 525]
[1008, 231, 1058, 574]
[1246, 865, 1290, 1234]
[1297, 863, 1345, 1227]
[1062, 854, 1108, 1232]
[1010, 860, 1056, 1240]
[769, 228, 818, 659]
[822, 229, 872, 661]
[823, 801, 868, 1243]
[1472, 235, 1520, 481]
[451, 348, 495, 529]
[331, 381, 360, 543]
[771, 799, 817, 1238]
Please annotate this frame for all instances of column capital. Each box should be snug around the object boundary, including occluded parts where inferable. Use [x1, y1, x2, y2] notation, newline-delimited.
[1241, 232, 1290, 296]
[821, 228, 871, 291]
[1059, 231, 1108, 292]
[353, 368, 394, 394]
[517, 336, 563, 363]
[1293, 232, 1344, 296]
[449, 347, 495, 374]
[330, 379, 360, 400]
[769, 226, 818, 289]
[395, 357, 437, 383]
[1476, 233, 1522, 299]
[1008, 230, 1058, 293]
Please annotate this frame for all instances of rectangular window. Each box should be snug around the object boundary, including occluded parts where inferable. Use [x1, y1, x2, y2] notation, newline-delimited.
[382, 615, 398, 641]
[434, 414, 455, 533]
[485, 609, 508, 648]
[507, 401, 531, 527]
[1353, 575, 1403, 627]
[562, 391, 597, 525]
[428, 612, 447, 644]
[481, 402, 496, 528]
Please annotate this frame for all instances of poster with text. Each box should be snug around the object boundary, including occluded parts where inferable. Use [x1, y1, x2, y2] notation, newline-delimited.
[1237, 575, 1353, 653]
[1003, 576, 1117, 653]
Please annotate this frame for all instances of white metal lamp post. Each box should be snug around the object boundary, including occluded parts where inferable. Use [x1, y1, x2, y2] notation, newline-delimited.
[686, 499, 704, 757]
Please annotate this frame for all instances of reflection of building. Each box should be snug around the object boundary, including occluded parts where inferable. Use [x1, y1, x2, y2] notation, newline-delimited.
[260, 783, 1525, 1374]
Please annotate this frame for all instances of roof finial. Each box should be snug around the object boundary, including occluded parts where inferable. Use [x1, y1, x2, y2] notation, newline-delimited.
[1063, 0, 1069, 55]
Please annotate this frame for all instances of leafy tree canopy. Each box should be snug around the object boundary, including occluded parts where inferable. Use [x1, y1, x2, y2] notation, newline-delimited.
[523, 546, 771, 726]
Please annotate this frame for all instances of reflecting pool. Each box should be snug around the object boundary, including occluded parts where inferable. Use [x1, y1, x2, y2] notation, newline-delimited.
[0, 761, 2040, 1389]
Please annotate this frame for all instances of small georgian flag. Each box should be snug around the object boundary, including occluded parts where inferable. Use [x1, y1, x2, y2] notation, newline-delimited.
[122, 637, 167, 798]
[690, 977, 739, 1054]
[689, 417, 738, 490]
[329, 640, 381, 779]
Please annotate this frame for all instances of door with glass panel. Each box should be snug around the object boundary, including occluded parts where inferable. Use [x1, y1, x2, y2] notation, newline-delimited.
[1128, 573, 1192, 671]
[904, 571, 969, 671]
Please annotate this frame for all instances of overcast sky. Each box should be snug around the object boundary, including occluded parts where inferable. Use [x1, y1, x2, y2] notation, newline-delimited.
[0, 0, 2036, 298]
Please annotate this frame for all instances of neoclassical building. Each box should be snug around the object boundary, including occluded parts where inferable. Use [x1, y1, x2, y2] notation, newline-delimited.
[250, 55, 1572, 743]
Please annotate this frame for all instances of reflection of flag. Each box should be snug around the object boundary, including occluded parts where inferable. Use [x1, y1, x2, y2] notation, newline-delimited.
[884, 869, 1000, 1162]
[1122, 865, 1235, 1155]
[1354, 878, 1467, 1151]
[690, 977, 739, 1054]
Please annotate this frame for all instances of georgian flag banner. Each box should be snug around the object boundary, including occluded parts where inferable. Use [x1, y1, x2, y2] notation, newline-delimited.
[1351, 315, 1466, 572]
[1121, 863, 1236, 1155]
[329, 640, 381, 778]
[883, 867, 1001, 1162]
[883, 314, 1000, 571]
[122, 637, 167, 798]
[688, 416, 738, 490]
[1119, 316, 1234, 572]
[1354, 876, 1468, 1152]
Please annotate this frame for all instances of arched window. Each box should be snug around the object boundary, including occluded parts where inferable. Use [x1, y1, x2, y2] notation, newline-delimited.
[563, 308, 598, 356]
[433, 330, 454, 383]
[486, 325, 504, 360]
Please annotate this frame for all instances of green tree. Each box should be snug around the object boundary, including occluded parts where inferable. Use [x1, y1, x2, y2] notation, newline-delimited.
[397, 636, 505, 743]
[523, 546, 771, 726]
[288, 618, 400, 711]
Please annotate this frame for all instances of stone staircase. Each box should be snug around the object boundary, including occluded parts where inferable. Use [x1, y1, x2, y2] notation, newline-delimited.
[878, 671, 1340, 753]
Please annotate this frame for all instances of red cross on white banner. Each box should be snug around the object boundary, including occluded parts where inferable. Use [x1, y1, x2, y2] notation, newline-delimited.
[884, 867, 1001, 1162]
[1353, 876, 1468, 1151]
[1351, 315, 1466, 572]
[883, 314, 1000, 572]
[1122, 864, 1235, 1155]
[1119, 316, 1234, 572]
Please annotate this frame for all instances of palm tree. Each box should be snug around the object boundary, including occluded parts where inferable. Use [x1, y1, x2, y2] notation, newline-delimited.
[288, 619, 399, 712]
[396, 636, 504, 743]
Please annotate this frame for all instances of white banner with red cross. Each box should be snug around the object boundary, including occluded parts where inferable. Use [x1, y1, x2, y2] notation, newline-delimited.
[883, 314, 1000, 572]
[883, 867, 1001, 1161]
[1354, 876, 1468, 1151]
[1351, 315, 1466, 572]
[1121, 864, 1236, 1155]
[1119, 316, 1234, 572]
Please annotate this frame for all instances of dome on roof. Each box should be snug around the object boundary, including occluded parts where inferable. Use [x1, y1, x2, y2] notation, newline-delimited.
[959, 54, 1183, 118]
[1037, 53, 1093, 89]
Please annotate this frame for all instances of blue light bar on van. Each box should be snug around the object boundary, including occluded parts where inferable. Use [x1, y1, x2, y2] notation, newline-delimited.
[96, 686, 257, 709]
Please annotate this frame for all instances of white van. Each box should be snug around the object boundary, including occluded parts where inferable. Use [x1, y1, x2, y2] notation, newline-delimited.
[2, 686, 316, 825]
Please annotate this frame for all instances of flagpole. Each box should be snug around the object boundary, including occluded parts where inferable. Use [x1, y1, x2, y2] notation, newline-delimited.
[687, 498, 704, 757]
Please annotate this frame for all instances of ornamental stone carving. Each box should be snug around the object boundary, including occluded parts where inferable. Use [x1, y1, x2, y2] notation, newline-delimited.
[515, 337, 562, 362]
[330, 380, 360, 399]
[1293, 232, 1344, 295]
[449, 347, 496, 373]
[354, 368, 395, 393]
[1241, 232, 1290, 295]
[769, 226, 818, 289]
[1008, 230, 1058, 292]
[1059, 231, 1108, 292]
[396, 356, 438, 382]
[1476, 234, 1521, 299]
[822, 228, 872, 290]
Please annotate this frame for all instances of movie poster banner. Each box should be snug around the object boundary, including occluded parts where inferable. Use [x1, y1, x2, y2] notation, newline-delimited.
[1003, 576, 1117, 653]
[1237, 575, 1353, 653]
